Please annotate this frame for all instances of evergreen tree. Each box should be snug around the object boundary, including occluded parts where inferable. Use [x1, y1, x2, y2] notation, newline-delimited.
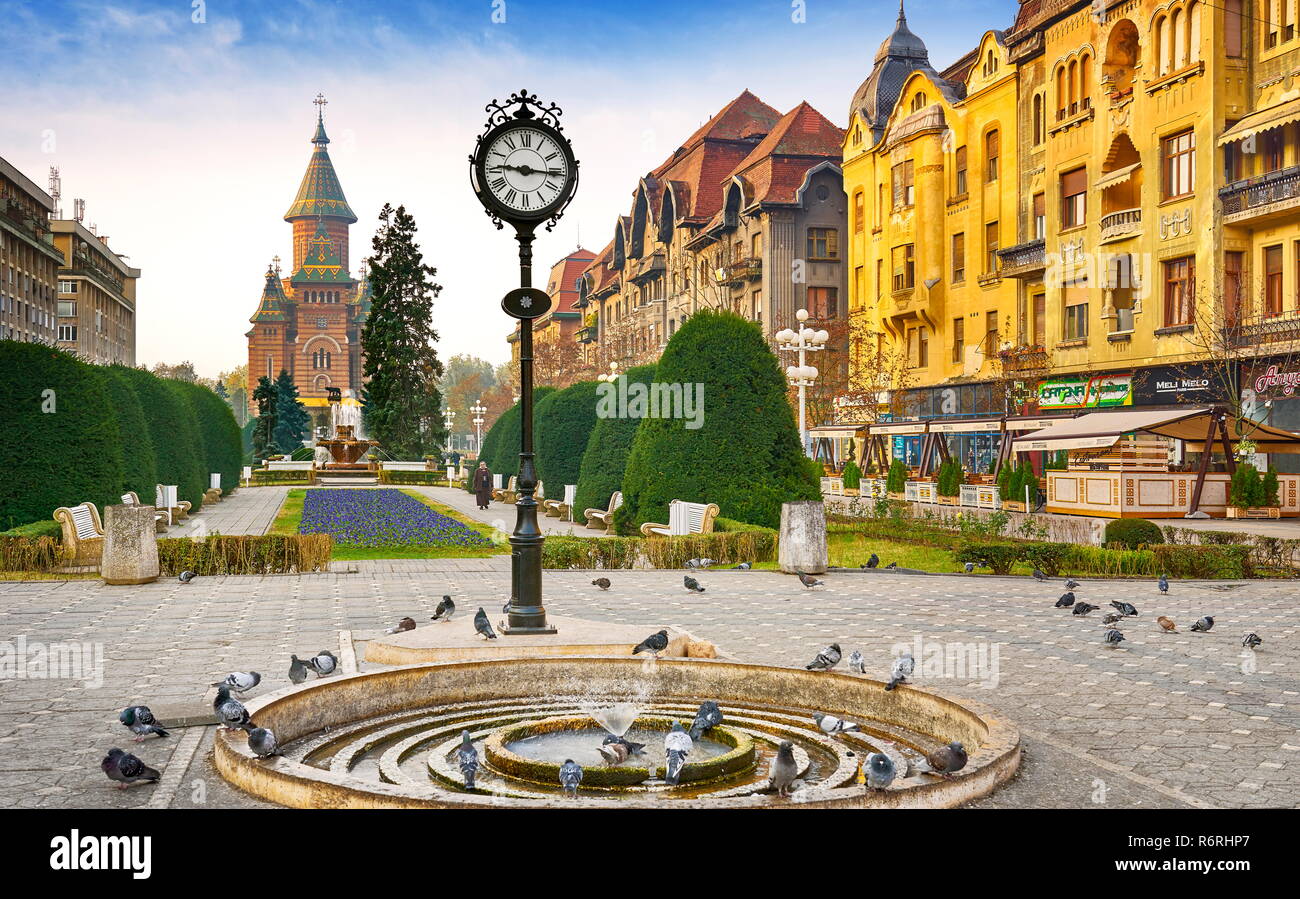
[360, 203, 446, 457]
[251, 375, 278, 460]
[272, 369, 312, 453]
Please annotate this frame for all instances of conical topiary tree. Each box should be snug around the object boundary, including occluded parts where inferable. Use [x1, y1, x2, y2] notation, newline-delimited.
[534, 381, 600, 491]
[100, 366, 158, 503]
[171, 380, 243, 495]
[614, 309, 819, 532]
[574, 363, 656, 517]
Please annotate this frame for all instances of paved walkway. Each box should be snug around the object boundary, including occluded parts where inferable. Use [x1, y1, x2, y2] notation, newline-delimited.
[0, 565, 1295, 809]
[406, 485, 610, 538]
[169, 486, 290, 538]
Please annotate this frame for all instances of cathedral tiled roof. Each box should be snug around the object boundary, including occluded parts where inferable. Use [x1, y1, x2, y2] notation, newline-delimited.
[248, 266, 288, 322]
[290, 219, 354, 283]
[284, 114, 358, 223]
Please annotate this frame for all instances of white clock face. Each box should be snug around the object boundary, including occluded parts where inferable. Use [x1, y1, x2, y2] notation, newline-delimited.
[484, 126, 570, 214]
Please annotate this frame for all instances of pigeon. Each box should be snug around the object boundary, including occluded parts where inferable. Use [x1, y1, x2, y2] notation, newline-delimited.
[559, 759, 583, 796]
[1101, 612, 1123, 626]
[592, 577, 611, 590]
[964, 562, 975, 573]
[884, 561, 898, 570]
[1190, 616, 1214, 633]
[178, 570, 196, 584]
[805, 643, 842, 671]
[502, 599, 511, 614]
[683, 575, 706, 593]
[663, 722, 692, 785]
[1032, 568, 1048, 581]
[1064, 578, 1080, 589]
[474, 607, 497, 639]
[221, 671, 261, 694]
[884, 652, 914, 691]
[1072, 602, 1100, 616]
[431, 595, 455, 622]
[306, 650, 337, 677]
[101, 748, 160, 789]
[212, 685, 250, 730]
[925, 741, 968, 777]
[1156, 616, 1177, 633]
[797, 571, 824, 588]
[1055, 591, 1076, 608]
[289, 654, 309, 685]
[245, 726, 280, 758]
[385, 617, 416, 635]
[1103, 628, 1126, 647]
[119, 706, 168, 741]
[848, 650, 866, 674]
[685, 558, 716, 570]
[813, 712, 861, 735]
[866, 752, 896, 790]
[865, 553, 879, 569]
[1110, 600, 1139, 617]
[601, 733, 646, 756]
[1242, 632, 1262, 649]
[458, 730, 478, 790]
[688, 700, 723, 740]
[1158, 574, 1169, 594]
[731, 562, 752, 570]
[598, 740, 629, 765]
[770, 740, 798, 796]
[632, 629, 669, 657]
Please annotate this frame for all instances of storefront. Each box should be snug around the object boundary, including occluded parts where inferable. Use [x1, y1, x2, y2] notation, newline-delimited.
[1242, 357, 1300, 472]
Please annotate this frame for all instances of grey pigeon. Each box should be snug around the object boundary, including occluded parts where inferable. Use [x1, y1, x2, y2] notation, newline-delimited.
[1158, 574, 1169, 594]
[797, 571, 824, 588]
[178, 570, 196, 584]
[431, 595, 455, 621]
[1032, 568, 1048, 581]
[688, 700, 723, 740]
[101, 748, 160, 789]
[685, 558, 701, 569]
[1191, 616, 1214, 633]
[601, 733, 646, 756]
[770, 740, 798, 796]
[663, 722, 692, 785]
[289, 654, 309, 685]
[865, 553, 879, 569]
[848, 650, 866, 674]
[598, 740, 629, 765]
[592, 577, 611, 590]
[926, 741, 968, 777]
[1101, 612, 1123, 626]
[1072, 602, 1099, 616]
[731, 562, 751, 570]
[458, 730, 479, 789]
[1064, 578, 1080, 589]
[1055, 591, 1076, 608]
[683, 575, 706, 593]
[805, 643, 842, 671]
[212, 684, 250, 730]
[306, 650, 337, 676]
[1243, 633, 1262, 649]
[385, 617, 416, 634]
[885, 652, 914, 691]
[474, 607, 497, 639]
[867, 752, 896, 790]
[245, 726, 279, 758]
[1110, 600, 1139, 617]
[884, 561, 898, 570]
[559, 758, 583, 796]
[632, 629, 669, 657]
[502, 599, 511, 614]
[964, 561, 974, 573]
[221, 671, 261, 694]
[813, 712, 860, 735]
[1103, 628, 1126, 647]
[119, 706, 168, 741]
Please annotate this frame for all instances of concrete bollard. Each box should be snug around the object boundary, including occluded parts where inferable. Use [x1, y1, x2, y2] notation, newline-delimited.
[101, 504, 160, 585]
[779, 500, 828, 574]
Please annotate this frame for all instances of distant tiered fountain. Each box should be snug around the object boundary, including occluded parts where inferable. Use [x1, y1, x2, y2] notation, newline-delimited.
[315, 388, 379, 485]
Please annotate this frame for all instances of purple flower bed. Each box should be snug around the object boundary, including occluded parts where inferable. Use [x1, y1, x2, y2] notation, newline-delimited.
[299, 489, 493, 549]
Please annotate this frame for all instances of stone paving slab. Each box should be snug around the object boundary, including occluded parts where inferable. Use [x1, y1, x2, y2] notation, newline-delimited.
[0, 565, 1295, 809]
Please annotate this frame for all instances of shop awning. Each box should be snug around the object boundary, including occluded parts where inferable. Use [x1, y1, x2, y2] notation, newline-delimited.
[1011, 407, 1300, 453]
[869, 421, 927, 435]
[808, 424, 866, 439]
[928, 418, 1003, 433]
[1006, 416, 1073, 431]
[1218, 98, 1300, 146]
[1095, 162, 1141, 191]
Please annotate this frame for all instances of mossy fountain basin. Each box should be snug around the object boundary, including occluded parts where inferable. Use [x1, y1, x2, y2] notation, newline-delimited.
[213, 656, 1020, 808]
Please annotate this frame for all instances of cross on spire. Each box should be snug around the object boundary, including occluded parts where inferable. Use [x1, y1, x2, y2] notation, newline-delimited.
[313, 92, 328, 121]
[272, 254, 282, 274]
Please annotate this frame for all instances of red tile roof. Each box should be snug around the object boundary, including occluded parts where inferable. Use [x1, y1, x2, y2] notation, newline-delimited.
[723, 101, 845, 205]
[546, 247, 597, 313]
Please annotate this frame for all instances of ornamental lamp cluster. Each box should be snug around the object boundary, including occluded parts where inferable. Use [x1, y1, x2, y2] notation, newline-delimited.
[597, 361, 620, 383]
[777, 308, 830, 456]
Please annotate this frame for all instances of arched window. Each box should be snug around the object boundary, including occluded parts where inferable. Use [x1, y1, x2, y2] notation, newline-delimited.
[985, 129, 1000, 182]
[1067, 59, 1078, 114]
[1055, 65, 1067, 119]
[911, 92, 926, 112]
[1225, 0, 1243, 56]
[1156, 14, 1170, 74]
[1171, 9, 1185, 69]
[1187, 2, 1201, 62]
[1079, 51, 1091, 108]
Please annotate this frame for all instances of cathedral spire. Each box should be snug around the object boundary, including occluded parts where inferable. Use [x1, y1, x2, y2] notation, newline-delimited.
[285, 95, 356, 223]
[312, 92, 330, 146]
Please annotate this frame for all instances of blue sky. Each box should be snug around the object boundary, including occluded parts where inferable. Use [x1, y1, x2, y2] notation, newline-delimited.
[0, 0, 1016, 379]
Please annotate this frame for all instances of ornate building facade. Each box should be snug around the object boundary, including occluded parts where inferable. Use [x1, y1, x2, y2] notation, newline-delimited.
[247, 99, 368, 424]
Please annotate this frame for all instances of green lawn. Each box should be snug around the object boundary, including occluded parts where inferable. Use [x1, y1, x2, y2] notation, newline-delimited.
[270, 488, 509, 561]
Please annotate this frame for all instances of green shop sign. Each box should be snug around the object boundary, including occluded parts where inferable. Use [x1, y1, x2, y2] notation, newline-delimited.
[1037, 374, 1133, 409]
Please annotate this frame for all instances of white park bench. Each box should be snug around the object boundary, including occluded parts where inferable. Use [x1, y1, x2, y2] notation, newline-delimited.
[204, 473, 222, 505]
[155, 484, 190, 524]
[584, 491, 622, 532]
[53, 501, 105, 566]
[544, 484, 577, 520]
[820, 477, 844, 496]
[640, 500, 721, 538]
[122, 491, 167, 531]
[494, 476, 517, 502]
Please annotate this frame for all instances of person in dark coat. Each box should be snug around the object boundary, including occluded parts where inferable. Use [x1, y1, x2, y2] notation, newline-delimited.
[473, 462, 493, 510]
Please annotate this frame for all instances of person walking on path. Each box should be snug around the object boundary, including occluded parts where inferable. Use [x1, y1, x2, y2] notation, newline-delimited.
[473, 461, 493, 510]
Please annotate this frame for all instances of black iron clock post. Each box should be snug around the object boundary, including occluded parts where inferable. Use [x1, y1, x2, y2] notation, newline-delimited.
[470, 89, 578, 635]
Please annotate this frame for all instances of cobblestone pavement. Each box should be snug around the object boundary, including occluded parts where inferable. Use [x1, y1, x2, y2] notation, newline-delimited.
[169, 486, 290, 538]
[0, 565, 1295, 809]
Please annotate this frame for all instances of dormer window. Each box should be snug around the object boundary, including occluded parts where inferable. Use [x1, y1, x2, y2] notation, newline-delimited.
[911, 92, 926, 113]
[982, 49, 998, 77]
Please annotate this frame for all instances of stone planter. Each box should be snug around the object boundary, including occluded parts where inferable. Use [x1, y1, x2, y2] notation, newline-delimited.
[779, 500, 827, 574]
[101, 504, 159, 585]
[1001, 500, 1026, 513]
[1226, 505, 1281, 519]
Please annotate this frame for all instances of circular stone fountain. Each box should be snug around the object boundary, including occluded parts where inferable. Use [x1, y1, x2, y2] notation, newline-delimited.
[214, 657, 1019, 808]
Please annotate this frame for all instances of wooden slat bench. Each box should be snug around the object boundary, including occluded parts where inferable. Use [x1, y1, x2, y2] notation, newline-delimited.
[640, 500, 721, 538]
[53, 502, 105, 566]
[583, 491, 622, 532]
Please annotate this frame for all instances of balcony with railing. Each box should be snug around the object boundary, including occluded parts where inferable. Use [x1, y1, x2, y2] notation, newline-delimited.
[995, 239, 1045, 279]
[1220, 164, 1300, 223]
[628, 252, 665, 283]
[1099, 207, 1141, 243]
[1226, 307, 1300, 349]
[576, 325, 598, 344]
[996, 344, 1050, 376]
[721, 256, 762, 284]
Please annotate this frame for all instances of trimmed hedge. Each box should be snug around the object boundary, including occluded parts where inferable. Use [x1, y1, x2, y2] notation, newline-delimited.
[170, 379, 243, 495]
[573, 363, 656, 517]
[379, 470, 449, 486]
[535, 380, 600, 490]
[0, 342, 126, 529]
[112, 366, 206, 511]
[487, 387, 556, 476]
[955, 541, 1022, 575]
[1104, 518, 1165, 549]
[0, 535, 64, 572]
[0, 519, 62, 539]
[99, 366, 158, 501]
[157, 534, 332, 575]
[250, 470, 314, 486]
[615, 310, 818, 532]
[541, 526, 778, 569]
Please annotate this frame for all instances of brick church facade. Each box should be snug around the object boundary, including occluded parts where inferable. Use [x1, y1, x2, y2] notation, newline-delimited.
[246, 99, 368, 426]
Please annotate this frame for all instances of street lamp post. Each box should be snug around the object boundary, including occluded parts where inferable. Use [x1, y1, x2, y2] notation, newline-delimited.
[443, 409, 456, 460]
[470, 402, 487, 453]
[776, 309, 829, 456]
